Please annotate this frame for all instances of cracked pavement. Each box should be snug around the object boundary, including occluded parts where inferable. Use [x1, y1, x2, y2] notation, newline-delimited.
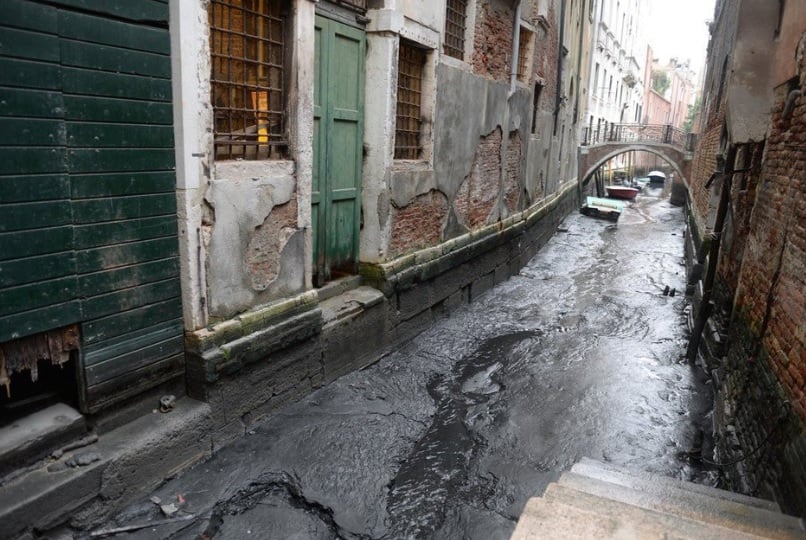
[102, 185, 715, 539]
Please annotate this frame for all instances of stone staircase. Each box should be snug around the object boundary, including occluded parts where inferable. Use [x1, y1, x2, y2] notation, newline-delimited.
[512, 458, 805, 539]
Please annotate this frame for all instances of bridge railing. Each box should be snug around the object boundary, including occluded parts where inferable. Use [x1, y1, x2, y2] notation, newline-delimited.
[582, 123, 696, 151]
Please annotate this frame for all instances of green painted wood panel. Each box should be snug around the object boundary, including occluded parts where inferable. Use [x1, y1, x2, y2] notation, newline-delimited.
[63, 96, 173, 124]
[0, 27, 60, 61]
[81, 278, 179, 320]
[0, 118, 66, 146]
[75, 237, 179, 273]
[312, 16, 365, 284]
[60, 40, 171, 78]
[85, 335, 183, 385]
[0, 276, 77, 317]
[48, 0, 169, 22]
[0, 57, 62, 90]
[0, 252, 75, 288]
[0, 1, 182, 413]
[0, 226, 73, 260]
[84, 353, 183, 414]
[70, 172, 175, 198]
[62, 68, 172, 101]
[0, 301, 82, 343]
[81, 297, 182, 345]
[57, 11, 169, 53]
[67, 123, 174, 147]
[0, 88, 64, 116]
[0, 200, 72, 231]
[77, 258, 179, 296]
[0, 175, 70, 203]
[0, 0, 58, 33]
[82, 319, 181, 362]
[73, 215, 177, 248]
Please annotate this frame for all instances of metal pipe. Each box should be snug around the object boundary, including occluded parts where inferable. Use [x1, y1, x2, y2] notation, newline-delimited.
[782, 89, 801, 120]
[509, 0, 523, 97]
[553, 0, 567, 136]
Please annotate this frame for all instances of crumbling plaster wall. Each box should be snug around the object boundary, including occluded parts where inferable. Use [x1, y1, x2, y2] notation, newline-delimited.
[363, 0, 568, 261]
[172, 0, 316, 326]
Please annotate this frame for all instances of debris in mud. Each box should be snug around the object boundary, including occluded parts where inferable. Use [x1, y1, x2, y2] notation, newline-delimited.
[159, 395, 177, 413]
[65, 451, 101, 468]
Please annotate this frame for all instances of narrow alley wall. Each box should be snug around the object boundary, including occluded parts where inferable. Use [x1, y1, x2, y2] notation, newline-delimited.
[686, 0, 806, 517]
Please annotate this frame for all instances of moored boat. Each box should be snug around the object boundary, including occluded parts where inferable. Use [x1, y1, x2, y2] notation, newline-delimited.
[648, 170, 666, 183]
[605, 185, 639, 200]
[580, 196, 626, 222]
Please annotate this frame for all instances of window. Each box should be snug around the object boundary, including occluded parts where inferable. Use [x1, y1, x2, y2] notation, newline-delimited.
[531, 82, 543, 133]
[593, 63, 600, 96]
[395, 40, 426, 160]
[517, 26, 533, 83]
[443, 0, 468, 60]
[209, 0, 288, 160]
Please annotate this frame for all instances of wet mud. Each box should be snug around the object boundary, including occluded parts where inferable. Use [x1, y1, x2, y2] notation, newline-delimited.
[107, 184, 715, 539]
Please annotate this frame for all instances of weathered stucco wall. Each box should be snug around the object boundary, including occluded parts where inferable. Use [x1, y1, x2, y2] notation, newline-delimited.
[174, 0, 316, 324]
[367, 0, 584, 261]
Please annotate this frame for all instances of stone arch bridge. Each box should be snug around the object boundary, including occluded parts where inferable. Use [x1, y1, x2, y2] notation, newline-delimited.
[578, 123, 697, 187]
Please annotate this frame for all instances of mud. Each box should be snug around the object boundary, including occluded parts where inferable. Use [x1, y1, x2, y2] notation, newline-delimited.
[105, 183, 715, 539]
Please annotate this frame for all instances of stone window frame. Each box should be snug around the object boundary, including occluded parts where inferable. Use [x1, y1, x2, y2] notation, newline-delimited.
[393, 33, 437, 166]
[208, 0, 293, 161]
[439, 0, 477, 71]
[516, 23, 536, 84]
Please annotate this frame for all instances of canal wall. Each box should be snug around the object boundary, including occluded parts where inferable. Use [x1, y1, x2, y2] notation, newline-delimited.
[185, 180, 579, 453]
[683, 4, 806, 517]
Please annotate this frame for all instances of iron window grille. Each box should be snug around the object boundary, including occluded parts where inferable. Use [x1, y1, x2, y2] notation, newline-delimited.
[209, 0, 288, 160]
[517, 27, 532, 82]
[395, 41, 426, 160]
[443, 0, 468, 60]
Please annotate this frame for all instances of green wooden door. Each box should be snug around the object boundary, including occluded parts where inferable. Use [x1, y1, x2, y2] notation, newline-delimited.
[313, 16, 365, 285]
[0, 0, 183, 413]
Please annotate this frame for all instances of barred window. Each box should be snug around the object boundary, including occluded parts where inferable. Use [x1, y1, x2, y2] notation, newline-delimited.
[395, 41, 426, 160]
[209, 0, 288, 160]
[443, 0, 468, 60]
[517, 26, 533, 82]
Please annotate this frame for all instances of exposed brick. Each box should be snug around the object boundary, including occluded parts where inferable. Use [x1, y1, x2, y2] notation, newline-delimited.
[389, 190, 449, 258]
[454, 127, 502, 229]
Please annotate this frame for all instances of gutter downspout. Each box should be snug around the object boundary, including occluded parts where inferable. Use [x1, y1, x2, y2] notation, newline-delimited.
[509, 0, 523, 97]
[553, 0, 567, 136]
[499, 0, 523, 221]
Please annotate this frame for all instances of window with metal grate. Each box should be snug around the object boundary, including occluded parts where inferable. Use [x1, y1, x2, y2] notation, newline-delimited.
[209, 0, 289, 160]
[395, 41, 427, 160]
[443, 0, 468, 60]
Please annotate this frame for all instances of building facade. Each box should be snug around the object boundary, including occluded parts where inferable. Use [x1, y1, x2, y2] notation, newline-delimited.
[1, 1, 592, 533]
[583, 0, 648, 140]
[686, 0, 806, 518]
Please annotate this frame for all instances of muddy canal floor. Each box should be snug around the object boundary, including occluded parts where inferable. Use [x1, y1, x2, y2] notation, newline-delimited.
[107, 186, 716, 539]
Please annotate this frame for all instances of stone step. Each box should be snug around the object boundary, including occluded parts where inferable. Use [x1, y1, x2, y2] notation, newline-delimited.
[573, 457, 781, 512]
[0, 403, 86, 478]
[512, 496, 687, 539]
[542, 483, 766, 539]
[558, 471, 804, 539]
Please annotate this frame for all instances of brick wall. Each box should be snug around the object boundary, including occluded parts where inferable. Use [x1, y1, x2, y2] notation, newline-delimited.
[700, 33, 806, 516]
[454, 127, 502, 229]
[472, 0, 514, 81]
[732, 76, 806, 422]
[389, 190, 449, 258]
[504, 129, 522, 212]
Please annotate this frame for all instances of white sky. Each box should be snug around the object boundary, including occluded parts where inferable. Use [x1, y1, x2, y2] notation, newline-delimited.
[645, 0, 716, 79]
